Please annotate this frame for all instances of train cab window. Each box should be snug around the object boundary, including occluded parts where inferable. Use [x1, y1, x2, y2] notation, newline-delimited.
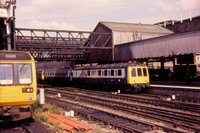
[0, 64, 13, 85]
[131, 68, 136, 77]
[18, 64, 32, 84]
[143, 68, 147, 76]
[137, 68, 142, 77]
[118, 69, 122, 76]
[111, 70, 114, 76]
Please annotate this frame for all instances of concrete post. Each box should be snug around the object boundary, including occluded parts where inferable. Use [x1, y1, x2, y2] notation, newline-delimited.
[39, 88, 45, 105]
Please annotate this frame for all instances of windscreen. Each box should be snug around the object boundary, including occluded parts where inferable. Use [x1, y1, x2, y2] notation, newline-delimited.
[18, 64, 32, 84]
[131, 68, 136, 77]
[0, 63, 33, 85]
[0, 64, 13, 85]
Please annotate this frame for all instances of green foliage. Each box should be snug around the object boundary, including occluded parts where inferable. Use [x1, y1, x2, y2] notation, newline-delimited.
[36, 113, 49, 122]
[44, 103, 63, 114]
[32, 102, 63, 123]
[31, 102, 41, 112]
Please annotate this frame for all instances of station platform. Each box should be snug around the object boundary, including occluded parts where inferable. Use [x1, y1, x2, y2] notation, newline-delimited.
[149, 80, 200, 99]
[151, 80, 200, 88]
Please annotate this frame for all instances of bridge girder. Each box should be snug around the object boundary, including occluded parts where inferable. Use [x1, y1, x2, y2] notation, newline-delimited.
[15, 28, 112, 62]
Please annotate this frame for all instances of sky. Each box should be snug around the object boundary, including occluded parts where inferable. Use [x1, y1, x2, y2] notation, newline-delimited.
[15, 0, 200, 31]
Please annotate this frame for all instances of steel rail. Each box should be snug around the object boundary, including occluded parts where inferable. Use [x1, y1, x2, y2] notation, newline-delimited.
[44, 87, 197, 132]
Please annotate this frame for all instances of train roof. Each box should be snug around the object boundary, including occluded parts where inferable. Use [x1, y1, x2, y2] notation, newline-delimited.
[73, 62, 146, 70]
[0, 50, 34, 61]
[41, 68, 70, 72]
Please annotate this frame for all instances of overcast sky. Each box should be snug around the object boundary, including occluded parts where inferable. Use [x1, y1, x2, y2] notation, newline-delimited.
[15, 0, 200, 31]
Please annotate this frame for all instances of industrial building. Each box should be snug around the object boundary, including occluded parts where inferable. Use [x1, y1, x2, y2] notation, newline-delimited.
[90, 21, 173, 62]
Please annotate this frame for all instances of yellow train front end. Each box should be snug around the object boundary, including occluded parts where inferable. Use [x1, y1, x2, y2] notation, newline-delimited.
[0, 51, 37, 121]
[127, 65, 150, 92]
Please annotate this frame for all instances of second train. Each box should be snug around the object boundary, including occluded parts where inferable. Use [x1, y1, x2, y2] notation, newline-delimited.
[38, 62, 150, 92]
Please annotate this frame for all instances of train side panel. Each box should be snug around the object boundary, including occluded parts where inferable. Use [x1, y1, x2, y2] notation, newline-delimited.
[39, 62, 150, 92]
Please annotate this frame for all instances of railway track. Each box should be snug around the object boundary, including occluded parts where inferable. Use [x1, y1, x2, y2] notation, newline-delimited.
[43, 86, 200, 133]
[46, 97, 153, 133]
[44, 86, 200, 114]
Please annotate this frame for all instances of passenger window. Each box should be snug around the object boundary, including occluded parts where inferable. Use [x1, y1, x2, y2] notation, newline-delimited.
[118, 69, 122, 76]
[73, 71, 75, 76]
[108, 70, 111, 76]
[101, 71, 104, 76]
[114, 70, 118, 76]
[143, 68, 147, 76]
[82, 70, 86, 76]
[111, 70, 114, 76]
[87, 70, 90, 76]
[91, 70, 98, 77]
[131, 68, 136, 77]
[90, 71, 94, 76]
[104, 70, 107, 76]
[98, 70, 101, 76]
[137, 68, 142, 76]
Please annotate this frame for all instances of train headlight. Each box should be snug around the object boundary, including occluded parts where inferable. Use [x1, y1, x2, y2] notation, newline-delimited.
[22, 88, 33, 93]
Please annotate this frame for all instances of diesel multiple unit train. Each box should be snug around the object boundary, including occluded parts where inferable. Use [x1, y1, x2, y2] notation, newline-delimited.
[38, 62, 150, 92]
[0, 51, 37, 121]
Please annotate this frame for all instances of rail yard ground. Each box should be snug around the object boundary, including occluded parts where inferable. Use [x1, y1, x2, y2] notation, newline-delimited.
[2, 83, 200, 133]
[36, 85, 200, 133]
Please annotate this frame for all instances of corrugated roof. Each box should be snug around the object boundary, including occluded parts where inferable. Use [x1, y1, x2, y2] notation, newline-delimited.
[100, 21, 173, 34]
[115, 30, 200, 60]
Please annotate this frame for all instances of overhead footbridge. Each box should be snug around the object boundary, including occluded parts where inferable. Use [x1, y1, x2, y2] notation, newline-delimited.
[15, 28, 112, 62]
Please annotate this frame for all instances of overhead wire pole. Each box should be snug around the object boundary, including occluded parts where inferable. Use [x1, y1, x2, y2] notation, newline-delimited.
[0, 0, 16, 50]
[10, 0, 16, 50]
